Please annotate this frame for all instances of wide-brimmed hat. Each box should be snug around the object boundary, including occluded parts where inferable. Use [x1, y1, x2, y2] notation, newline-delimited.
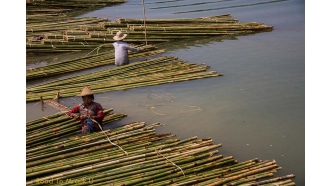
[113, 31, 127, 41]
[78, 86, 94, 96]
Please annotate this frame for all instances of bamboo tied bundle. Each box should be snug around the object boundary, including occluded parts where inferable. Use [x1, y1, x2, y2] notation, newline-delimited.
[26, 115, 296, 186]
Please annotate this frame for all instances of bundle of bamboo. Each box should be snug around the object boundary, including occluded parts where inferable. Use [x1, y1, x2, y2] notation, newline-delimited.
[26, 56, 223, 102]
[26, 109, 127, 148]
[26, 0, 126, 24]
[27, 17, 108, 36]
[26, 44, 164, 80]
[26, 116, 296, 186]
[26, 14, 273, 53]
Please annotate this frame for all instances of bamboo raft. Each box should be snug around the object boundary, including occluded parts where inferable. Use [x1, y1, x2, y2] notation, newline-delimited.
[26, 0, 126, 24]
[26, 44, 164, 80]
[26, 14, 273, 53]
[26, 114, 296, 185]
[26, 56, 223, 102]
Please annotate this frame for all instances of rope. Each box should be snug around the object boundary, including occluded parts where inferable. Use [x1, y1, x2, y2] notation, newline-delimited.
[84, 44, 105, 57]
[156, 148, 185, 177]
[90, 117, 128, 156]
[142, 0, 148, 45]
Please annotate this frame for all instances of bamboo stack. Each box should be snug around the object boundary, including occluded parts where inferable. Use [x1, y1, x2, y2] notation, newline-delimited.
[26, 0, 125, 50]
[26, 0, 126, 24]
[26, 56, 223, 102]
[104, 14, 272, 42]
[26, 116, 296, 185]
[26, 45, 164, 80]
[26, 14, 273, 53]
[26, 109, 127, 148]
[26, 17, 110, 53]
[27, 17, 108, 36]
[116, 14, 238, 24]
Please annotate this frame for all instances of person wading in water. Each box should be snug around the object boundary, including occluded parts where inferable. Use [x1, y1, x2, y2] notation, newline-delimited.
[112, 31, 143, 66]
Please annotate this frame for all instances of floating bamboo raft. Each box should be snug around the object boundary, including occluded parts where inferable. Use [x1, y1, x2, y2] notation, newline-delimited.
[26, 44, 164, 80]
[26, 0, 126, 24]
[26, 56, 223, 102]
[26, 17, 110, 52]
[26, 115, 296, 185]
[26, 14, 273, 53]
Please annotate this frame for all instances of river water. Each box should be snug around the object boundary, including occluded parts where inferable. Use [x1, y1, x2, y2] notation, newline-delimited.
[26, 0, 305, 185]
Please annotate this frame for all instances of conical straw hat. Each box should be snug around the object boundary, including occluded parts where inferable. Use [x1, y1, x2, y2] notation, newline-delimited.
[113, 31, 127, 41]
[78, 86, 94, 96]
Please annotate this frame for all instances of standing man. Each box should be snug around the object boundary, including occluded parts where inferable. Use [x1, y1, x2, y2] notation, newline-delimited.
[113, 31, 143, 66]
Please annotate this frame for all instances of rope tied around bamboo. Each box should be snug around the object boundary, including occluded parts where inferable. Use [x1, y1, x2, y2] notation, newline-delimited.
[90, 117, 128, 156]
[155, 147, 186, 177]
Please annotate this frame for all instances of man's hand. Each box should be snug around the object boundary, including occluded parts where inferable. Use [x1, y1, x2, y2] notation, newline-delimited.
[80, 115, 87, 120]
[71, 113, 79, 119]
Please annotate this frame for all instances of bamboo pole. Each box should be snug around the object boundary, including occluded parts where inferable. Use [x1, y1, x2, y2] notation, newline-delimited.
[26, 45, 163, 80]
[27, 14, 273, 53]
[26, 113, 296, 186]
[26, 56, 223, 102]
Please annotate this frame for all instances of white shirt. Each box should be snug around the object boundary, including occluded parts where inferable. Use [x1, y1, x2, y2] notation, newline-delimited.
[113, 41, 139, 66]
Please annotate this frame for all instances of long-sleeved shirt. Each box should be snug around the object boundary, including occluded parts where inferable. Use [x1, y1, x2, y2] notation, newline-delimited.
[113, 41, 139, 66]
[67, 101, 105, 128]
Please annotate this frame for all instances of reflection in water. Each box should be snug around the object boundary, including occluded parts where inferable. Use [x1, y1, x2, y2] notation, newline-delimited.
[157, 34, 239, 52]
[41, 99, 44, 112]
[141, 0, 187, 5]
[148, 0, 233, 9]
[172, 0, 289, 14]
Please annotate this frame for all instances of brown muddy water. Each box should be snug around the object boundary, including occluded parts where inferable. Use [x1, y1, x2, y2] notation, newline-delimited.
[26, 0, 305, 185]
